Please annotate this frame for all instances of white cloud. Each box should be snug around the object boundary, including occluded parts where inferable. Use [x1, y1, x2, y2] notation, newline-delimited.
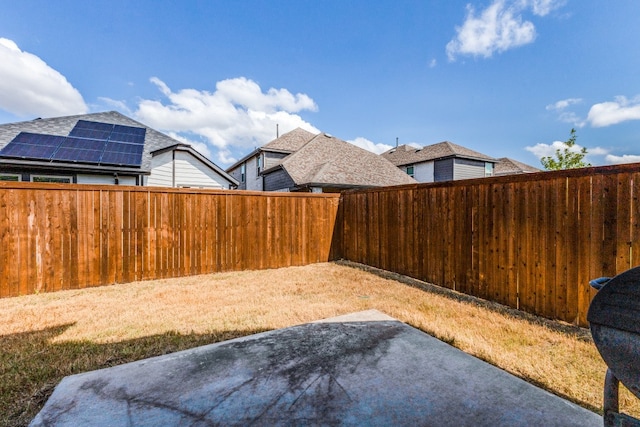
[347, 137, 393, 154]
[429, 58, 437, 68]
[446, 1, 536, 60]
[525, 140, 600, 158]
[134, 77, 319, 164]
[446, 0, 565, 61]
[528, 0, 565, 16]
[546, 98, 585, 126]
[586, 96, 640, 127]
[605, 154, 640, 165]
[525, 139, 609, 167]
[546, 97, 582, 111]
[0, 38, 87, 117]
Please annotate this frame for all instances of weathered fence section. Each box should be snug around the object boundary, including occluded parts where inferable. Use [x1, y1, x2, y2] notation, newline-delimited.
[333, 163, 640, 327]
[0, 183, 339, 298]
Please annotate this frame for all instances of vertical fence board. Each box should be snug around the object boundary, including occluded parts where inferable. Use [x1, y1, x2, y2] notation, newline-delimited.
[615, 174, 632, 272]
[632, 173, 640, 266]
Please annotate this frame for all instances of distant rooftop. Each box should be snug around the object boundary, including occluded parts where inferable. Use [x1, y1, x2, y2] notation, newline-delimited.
[262, 127, 317, 152]
[494, 157, 541, 175]
[270, 133, 416, 188]
[381, 141, 496, 167]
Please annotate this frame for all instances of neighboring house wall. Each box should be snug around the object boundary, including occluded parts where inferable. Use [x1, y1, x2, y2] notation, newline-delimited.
[173, 151, 226, 188]
[263, 168, 295, 192]
[119, 176, 137, 186]
[434, 159, 454, 182]
[146, 150, 234, 189]
[264, 151, 288, 169]
[454, 158, 492, 180]
[413, 162, 435, 182]
[227, 165, 245, 190]
[146, 151, 173, 187]
[227, 155, 263, 191]
[245, 155, 263, 191]
[433, 158, 493, 182]
[77, 175, 116, 185]
[77, 174, 136, 185]
[229, 151, 291, 191]
[1, 169, 139, 185]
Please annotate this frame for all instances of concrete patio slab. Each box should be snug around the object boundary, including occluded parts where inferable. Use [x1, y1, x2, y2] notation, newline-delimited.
[31, 310, 600, 426]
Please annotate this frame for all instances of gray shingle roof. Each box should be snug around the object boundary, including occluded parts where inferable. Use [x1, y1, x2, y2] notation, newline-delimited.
[382, 141, 496, 167]
[0, 111, 180, 173]
[275, 133, 417, 188]
[262, 127, 317, 152]
[494, 157, 541, 175]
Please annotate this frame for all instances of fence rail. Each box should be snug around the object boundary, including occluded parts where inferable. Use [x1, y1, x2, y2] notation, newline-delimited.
[0, 183, 339, 298]
[332, 163, 640, 327]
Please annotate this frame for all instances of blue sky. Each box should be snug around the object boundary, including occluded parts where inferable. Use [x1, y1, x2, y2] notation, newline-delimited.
[1, 0, 640, 168]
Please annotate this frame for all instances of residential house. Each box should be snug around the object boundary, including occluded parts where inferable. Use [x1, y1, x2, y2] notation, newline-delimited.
[227, 128, 417, 192]
[381, 141, 497, 183]
[494, 157, 541, 176]
[0, 111, 237, 189]
[226, 127, 316, 191]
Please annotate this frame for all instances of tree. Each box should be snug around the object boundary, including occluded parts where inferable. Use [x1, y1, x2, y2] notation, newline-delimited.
[541, 128, 591, 170]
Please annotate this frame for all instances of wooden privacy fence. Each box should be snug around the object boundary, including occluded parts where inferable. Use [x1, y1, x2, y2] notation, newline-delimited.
[333, 163, 640, 327]
[0, 183, 339, 298]
[3, 164, 640, 328]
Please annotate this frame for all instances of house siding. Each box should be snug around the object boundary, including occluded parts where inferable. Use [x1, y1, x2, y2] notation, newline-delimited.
[434, 159, 454, 182]
[76, 174, 118, 185]
[119, 176, 137, 186]
[227, 167, 246, 190]
[243, 156, 263, 191]
[173, 151, 227, 189]
[147, 150, 234, 189]
[454, 158, 489, 180]
[264, 151, 288, 170]
[147, 151, 173, 187]
[228, 151, 291, 191]
[413, 161, 434, 183]
[264, 168, 295, 192]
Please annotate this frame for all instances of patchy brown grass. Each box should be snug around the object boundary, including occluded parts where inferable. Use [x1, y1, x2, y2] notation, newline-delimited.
[1, 262, 637, 426]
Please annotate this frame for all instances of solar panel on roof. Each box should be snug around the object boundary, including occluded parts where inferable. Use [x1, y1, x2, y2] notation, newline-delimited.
[13, 132, 63, 146]
[110, 125, 146, 145]
[100, 151, 143, 166]
[69, 120, 146, 145]
[0, 121, 146, 168]
[69, 120, 114, 140]
[0, 133, 64, 160]
[51, 137, 105, 163]
[52, 147, 103, 163]
[101, 141, 144, 166]
[59, 137, 106, 151]
[104, 141, 142, 154]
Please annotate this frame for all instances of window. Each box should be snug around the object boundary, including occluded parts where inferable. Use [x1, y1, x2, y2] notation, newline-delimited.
[31, 175, 72, 183]
[485, 162, 494, 177]
[406, 165, 414, 178]
[256, 154, 262, 175]
[240, 164, 246, 183]
[0, 174, 20, 181]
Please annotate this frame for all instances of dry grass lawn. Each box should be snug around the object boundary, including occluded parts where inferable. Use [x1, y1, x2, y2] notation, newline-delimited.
[1, 262, 638, 426]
